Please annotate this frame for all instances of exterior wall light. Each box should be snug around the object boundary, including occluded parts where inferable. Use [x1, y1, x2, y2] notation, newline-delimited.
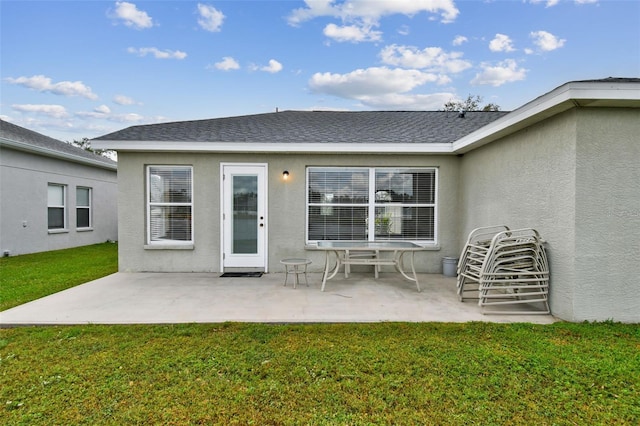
[282, 170, 290, 180]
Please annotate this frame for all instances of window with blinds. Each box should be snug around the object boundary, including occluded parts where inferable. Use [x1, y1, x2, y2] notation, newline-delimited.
[76, 187, 92, 228]
[48, 183, 66, 230]
[147, 166, 193, 244]
[307, 167, 436, 243]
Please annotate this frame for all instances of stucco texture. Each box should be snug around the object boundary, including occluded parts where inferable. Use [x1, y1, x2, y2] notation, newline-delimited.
[116, 152, 458, 274]
[573, 108, 640, 322]
[0, 148, 118, 255]
[459, 107, 640, 322]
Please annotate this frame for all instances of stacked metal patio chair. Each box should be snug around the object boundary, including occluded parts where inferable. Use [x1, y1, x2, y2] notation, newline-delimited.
[457, 226, 550, 314]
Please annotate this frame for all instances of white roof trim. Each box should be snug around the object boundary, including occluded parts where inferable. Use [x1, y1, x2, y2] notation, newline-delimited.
[91, 141, 454, 154]
[0, 137, 117, 170]
[452, 80, 640, 154]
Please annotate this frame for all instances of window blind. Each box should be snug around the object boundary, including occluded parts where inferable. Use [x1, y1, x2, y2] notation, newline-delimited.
[374, 168, 435, 240]
[307, 167, 436, 242]
[47, 184, 66, 230]
[307, 168, 369, 241]
[148, 166, 193, 243]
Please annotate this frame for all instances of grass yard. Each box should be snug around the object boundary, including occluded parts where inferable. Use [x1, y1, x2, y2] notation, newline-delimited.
[0, 242, 118, 311]
[1, 243, 638, 424]
[1, 322, 639, 425]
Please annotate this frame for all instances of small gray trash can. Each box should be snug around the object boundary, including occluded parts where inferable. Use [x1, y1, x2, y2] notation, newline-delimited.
[442, 257, 459, 277]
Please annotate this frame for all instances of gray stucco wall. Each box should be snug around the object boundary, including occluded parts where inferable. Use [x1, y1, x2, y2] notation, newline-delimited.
[459, 110, 578, 320]
[116, 152, 460, 274]
[0, 147, 118, 256]
[459, 107, 640, 322]
[573, 108, 640, 322]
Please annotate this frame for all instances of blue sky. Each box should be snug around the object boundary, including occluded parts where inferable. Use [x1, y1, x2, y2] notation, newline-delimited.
[1, 0, 639, 142]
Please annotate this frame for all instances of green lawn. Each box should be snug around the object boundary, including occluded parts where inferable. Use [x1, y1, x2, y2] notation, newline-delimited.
[0, 242, 118, 311]
[1, 244, 638, 424]
[1, 322, 639, 424]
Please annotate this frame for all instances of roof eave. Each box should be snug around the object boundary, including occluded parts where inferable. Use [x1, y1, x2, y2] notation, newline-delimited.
[452, 80, 640, 154]
[91, 141, 454, 154]
[1, 138, 118, 171]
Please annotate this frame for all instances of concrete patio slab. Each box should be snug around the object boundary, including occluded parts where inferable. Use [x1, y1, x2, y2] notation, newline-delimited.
[0, 272, 556, 326]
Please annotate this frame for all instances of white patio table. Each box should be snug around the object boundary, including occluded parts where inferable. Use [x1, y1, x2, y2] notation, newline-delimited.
[316, 241, 427, 292]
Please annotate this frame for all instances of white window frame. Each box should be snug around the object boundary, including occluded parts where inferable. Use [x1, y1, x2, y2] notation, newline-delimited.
[48, 183, 67, 232]
[306, 167, 437, 245]
[76, 186, 92, 230]
[146, 165, 194, 246]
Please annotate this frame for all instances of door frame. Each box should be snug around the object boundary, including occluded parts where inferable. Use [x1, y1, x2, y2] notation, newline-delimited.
[220, 163, 269, 272]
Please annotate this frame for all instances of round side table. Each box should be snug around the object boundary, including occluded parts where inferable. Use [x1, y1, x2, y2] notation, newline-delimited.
[280, 258, 312, 289]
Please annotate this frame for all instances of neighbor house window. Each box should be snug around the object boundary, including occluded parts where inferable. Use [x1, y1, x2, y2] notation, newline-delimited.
[48, 184, 66, 230]
[147, 166, 193, 244]
[307, 167, 437, 243]
[76, 187, 92, 229]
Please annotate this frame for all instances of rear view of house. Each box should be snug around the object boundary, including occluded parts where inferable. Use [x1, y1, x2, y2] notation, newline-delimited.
[93, 78, 640, 322]
[0, 119, 118, 256]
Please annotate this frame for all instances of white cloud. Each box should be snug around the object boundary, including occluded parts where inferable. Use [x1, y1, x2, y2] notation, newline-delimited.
[77, 111, 107, 119]
[113, 1, 153, 29]
[471, 59, 527, 87]
[527, 0, 560, 7]
[530, 30, 566, 52]
[452, 35, 468, 46]
[529, 0, 597, 5]
[5, 75, 98, 100]
[213, 56, 240, 71]
[256, 59, 283, 73]
[197, 3, 225, 32]
[287, 0, 458, 44]
[288, 0, 335, 25]
[323, 23, 382, 43]
[76, 109, 145, 123]
[12, 104, 69, 118]
[113, 94, 137, 105]
[113, 113, 145, 123]
[288, 0, 459, 26]
[127, 47, 187, 59]
[94, 105, 111, 114]
[355, 92, 457, 109]
[309, 66, 456, 109]
[379, 44, 471, 74]
[489, 34, 515, 52]
[309, 66, 440, 99]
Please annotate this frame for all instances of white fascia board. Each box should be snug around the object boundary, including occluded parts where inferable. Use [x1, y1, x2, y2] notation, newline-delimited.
[0, 138, 117, 170]
[453, 80, 640, 154]
[91, 140, 454, 154]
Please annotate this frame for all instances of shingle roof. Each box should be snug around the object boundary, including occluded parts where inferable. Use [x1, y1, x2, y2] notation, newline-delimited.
[93, 110, 509, 144]
[0, 119, 116, 167]
[573, 77, 640, 84]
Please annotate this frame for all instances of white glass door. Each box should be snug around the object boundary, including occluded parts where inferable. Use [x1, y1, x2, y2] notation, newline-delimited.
[222, 164, 267, 270]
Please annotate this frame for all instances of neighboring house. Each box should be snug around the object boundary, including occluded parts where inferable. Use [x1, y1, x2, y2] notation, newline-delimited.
[92, 78, 640, 322]
[0, 119, 118, 256]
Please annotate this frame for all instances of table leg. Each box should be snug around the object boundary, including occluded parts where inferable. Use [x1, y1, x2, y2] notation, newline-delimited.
[396, 251, 421, 292]
[410, 251, 420, 292]
[283, 265, 289, 287]
[321, 250, 341, 292]
[344, 249, 350, 278]
[374, 249, 380, 279]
